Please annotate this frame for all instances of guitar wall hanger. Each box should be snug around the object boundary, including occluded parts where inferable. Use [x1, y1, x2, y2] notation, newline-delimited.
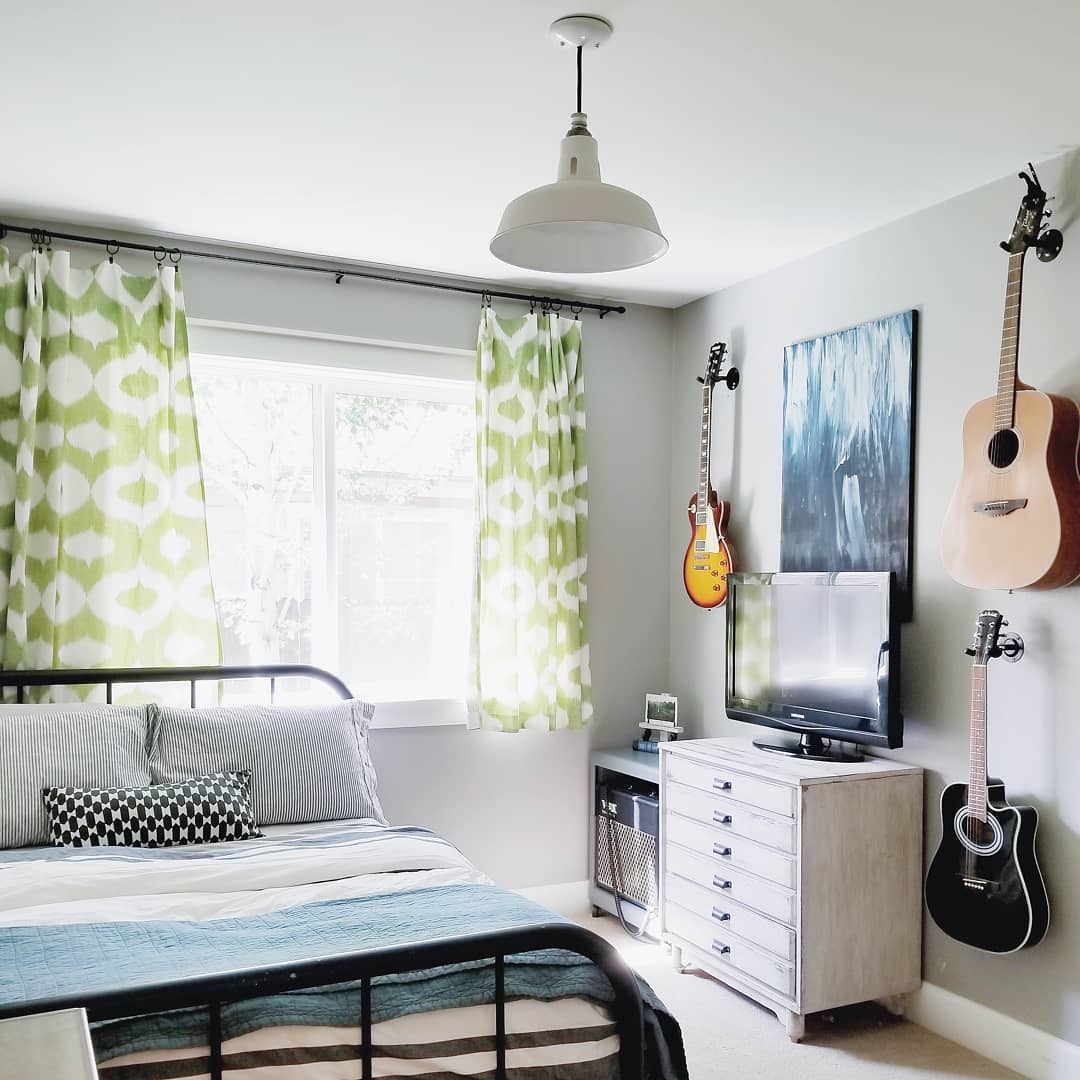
[697, 341, 740, 391]
[965, 619, 1024, 663]
[999, 163, 1063, 263]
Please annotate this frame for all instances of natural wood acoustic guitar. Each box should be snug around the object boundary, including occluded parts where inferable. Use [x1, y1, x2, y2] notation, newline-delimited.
[942, 165, 1080, 590]
[683, 343, 737, 608]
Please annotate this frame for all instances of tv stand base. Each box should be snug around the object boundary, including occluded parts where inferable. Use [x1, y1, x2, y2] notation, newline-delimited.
[753, 732, 862, 763]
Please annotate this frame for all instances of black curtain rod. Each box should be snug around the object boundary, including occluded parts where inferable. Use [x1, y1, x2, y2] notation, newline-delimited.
[0, 223, 626, 318]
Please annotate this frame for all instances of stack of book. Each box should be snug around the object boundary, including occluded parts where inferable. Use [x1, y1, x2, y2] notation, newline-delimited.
[633, 720, 684, 754]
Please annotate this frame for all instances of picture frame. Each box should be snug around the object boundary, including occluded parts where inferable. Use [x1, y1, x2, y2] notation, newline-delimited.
[644, 692, 678, 728]
[780, 310, 918, 620]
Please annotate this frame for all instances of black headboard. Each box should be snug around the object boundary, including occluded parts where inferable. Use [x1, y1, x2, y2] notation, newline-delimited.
[0, 664, 353, 706]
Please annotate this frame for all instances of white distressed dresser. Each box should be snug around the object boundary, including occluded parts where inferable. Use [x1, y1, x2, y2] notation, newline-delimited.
[659, 737, 923, 1040]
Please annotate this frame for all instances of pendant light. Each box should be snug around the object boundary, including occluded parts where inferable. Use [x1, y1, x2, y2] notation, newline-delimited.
[490, 15, 667, 274]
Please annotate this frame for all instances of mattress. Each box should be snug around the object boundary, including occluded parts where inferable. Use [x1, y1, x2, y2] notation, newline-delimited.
[0, 820, 685, 1079]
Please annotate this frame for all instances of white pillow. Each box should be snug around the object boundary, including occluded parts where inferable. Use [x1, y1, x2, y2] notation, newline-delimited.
[0, 705, 151, 848]
[148, 700, 385, 826]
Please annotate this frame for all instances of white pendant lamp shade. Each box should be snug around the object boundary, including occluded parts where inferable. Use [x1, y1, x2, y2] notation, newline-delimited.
[490, 114, 667, 273]
[490, 16, 667, 275]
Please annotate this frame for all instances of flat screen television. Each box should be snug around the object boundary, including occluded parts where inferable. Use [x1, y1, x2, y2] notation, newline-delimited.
[725, 571, 901, 761]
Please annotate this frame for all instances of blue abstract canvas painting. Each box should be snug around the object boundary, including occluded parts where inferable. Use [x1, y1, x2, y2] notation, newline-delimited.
[780, 311, 917, 616]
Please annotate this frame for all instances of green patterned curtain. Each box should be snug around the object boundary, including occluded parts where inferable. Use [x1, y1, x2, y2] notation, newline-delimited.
[470, 309, 591, 732]
[0, 246, 220, 690]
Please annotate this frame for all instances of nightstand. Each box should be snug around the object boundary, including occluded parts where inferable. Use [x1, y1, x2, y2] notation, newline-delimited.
[0, 1008, 98, 1079]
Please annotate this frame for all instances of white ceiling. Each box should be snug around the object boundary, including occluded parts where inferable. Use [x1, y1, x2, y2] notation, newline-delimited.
[4, 0, 1080, 308]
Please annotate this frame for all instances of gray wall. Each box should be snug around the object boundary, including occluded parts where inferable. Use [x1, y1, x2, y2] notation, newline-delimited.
[668, 152, 1080, 1044]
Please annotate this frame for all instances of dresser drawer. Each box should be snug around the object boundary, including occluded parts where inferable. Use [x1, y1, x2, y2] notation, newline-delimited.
[665, 874, 796, 962]
[666, 813, 797, 889]
[666, 755, 796, 818]
[665, 843, 797, 926]
[667, 903, 795, 999]
[665, 781, 797, 854]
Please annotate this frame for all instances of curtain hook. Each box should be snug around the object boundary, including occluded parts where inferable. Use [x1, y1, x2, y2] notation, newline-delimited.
[153, 245, 166, 268]
[570, 302, 583, 320]
[168, 248, 182, 266]
[0, 225, 7, 241]
[480, 290, 492, 310]
[43, 231, 52, 252]
[529, 298, 536, 315]
[106, 241, 119, 264]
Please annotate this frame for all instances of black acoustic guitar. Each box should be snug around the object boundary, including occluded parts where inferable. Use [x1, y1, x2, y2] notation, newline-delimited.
[925, 610, 1049, 953]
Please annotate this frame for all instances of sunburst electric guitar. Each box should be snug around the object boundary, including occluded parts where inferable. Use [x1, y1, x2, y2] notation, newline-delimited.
[683, 343, 737, 608]
[925, 609, 1049, 953]
[942, 164, 1080, 590]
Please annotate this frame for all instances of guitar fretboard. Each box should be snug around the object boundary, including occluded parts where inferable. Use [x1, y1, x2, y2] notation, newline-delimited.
[967, 663, 988, 820]
[697, 381, 713, 521]
[993, 251, 1025, 431]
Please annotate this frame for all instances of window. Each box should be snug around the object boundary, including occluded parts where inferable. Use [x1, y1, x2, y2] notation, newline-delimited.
[190, 337, 474, 723]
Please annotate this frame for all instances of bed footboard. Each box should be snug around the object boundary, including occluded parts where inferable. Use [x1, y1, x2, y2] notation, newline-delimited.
[0, 922, 645, 1080]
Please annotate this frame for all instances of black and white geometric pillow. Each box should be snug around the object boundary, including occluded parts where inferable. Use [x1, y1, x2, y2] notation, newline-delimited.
[41, 771, 263, 848]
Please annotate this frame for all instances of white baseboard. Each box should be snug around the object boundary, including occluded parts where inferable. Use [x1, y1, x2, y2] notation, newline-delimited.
[908, 982, 1080, 1079]
[515, 880, 589, 917]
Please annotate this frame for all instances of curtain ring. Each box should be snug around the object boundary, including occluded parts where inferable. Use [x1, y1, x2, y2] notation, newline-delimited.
[153, 245, 167, 268]
[0, 225, 7, 241]
[30, 229, 43, 252]
[106, 241, 119, 264]
[570, 302, 583, 320]
[480, 290, 492, 310]
[550, 301, 563, 314]
[168, 248, 182, 266]
[529, 298, 536, 314]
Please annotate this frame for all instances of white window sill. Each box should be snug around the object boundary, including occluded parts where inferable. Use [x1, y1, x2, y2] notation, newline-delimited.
[369, 698, 468, 729]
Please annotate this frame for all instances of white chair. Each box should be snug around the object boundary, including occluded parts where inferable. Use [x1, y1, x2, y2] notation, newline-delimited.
[0, 1008, 99, 1080]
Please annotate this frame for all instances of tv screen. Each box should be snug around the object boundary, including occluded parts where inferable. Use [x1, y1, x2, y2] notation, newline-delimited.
[725, 571, 901, 750]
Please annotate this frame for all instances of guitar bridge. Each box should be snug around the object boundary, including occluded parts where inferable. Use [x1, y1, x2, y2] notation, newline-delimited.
[961, 876, 989, 892]
[973, 499, 1027, 516]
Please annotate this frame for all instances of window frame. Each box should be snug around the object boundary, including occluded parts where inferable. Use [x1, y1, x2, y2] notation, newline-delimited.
[188, 319, 474, 729]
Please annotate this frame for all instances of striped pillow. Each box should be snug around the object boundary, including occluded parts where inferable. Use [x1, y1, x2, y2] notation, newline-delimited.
[148, 700, 385, 826]
[0, 705, 151, 849]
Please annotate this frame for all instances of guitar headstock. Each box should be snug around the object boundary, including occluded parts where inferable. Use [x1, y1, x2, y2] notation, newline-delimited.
[1000, 163, 1063, 262]
[967, 609, 1005, 664]
[697, 341, 740, 391]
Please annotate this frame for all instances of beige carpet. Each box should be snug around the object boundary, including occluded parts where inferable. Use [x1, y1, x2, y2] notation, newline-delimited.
[541, 895, 1023, 1079]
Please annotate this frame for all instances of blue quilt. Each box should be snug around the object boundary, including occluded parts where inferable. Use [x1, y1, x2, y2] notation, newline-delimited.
[0, 882, 687, 1078]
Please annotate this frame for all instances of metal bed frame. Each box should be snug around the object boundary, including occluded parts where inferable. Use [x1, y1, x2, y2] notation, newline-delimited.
[0, 664, 645, 1080]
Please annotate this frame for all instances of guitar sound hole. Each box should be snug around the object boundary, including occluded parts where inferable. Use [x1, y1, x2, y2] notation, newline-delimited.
[962, 817, 995, 847]
[987, 429, 1019, 469]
